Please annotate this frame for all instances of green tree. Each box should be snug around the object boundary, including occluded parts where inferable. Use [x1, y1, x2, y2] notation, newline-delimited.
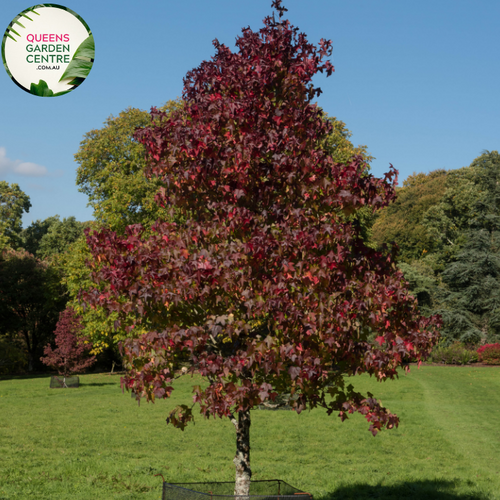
[58, 230, 131, 354]
[0, 248, 66, 371]
[371, 151, 500, 342]
[372, 169, 448, 263]
[0, 339, 27, 375]
[435, 151, 500, 344]
[321, 114, 377, 247]
[437, 230, 500, 344]
[21, 215, 88, 260]
[398, 259, 442, 316]
[321, 114, 373, 166]
[414, 151, 500, 266]
[20, 215, 59, 256]
[422, 166, 484, 266]
[75, 103, 183, 235]
[68, 104, 186, 354]
[0, 181, 31, 252]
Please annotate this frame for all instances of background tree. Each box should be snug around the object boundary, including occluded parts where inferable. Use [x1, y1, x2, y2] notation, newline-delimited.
[83, 1, 440, 496]
[371, 151, 500, 344]
[68, 103, 187, 358]
[0, 181, 31, 252]
[434, 151, 500, 344]
[437, 230, 500, 344]
[20, 215, 59, 256]
[40, 307, 96, 381]
[422, 165, 485, 268]
[397, 260, 442, 317]
[0, 339, 27, 375]
[370, 169, 450, 316]
[21, 215, 88, 260]
[59, 230, 133, 356]
[75, 103, 184, 235]
[0, 248, 66, 371]
[322, 114, 377, 246]
[372, 169, 448, 263]
[321, 114, 373, 166]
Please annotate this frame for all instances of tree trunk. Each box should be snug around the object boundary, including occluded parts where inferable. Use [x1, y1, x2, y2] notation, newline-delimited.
[23, 330, 34, 372]
[27, 353, 33, 372]
[231, 409, 251, 498]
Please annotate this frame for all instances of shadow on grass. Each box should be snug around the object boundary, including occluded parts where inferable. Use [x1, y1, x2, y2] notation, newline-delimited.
[0, 374, 119, 387]
[317, 479, 489, 500]
[0, 372, 50, 381]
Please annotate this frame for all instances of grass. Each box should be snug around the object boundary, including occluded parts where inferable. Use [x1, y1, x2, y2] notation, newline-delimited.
[0, 366, 499, 499]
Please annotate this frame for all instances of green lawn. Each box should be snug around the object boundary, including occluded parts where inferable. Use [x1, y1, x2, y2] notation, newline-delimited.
[1, 366, 499, 499]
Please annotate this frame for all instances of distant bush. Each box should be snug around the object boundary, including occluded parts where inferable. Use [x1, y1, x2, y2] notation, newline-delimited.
[477, 343, 500, 365]
[429, 342, 478, 365]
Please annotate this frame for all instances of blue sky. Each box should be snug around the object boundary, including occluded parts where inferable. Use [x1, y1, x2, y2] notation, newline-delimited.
[1, 0, 499, 227]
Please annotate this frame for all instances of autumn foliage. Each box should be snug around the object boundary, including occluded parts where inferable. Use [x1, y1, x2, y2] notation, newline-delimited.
[82, 1, 441, 491]
[83, 0, 441, 432]
[477, 343, 500, 365]
[41, 307, 96, 377]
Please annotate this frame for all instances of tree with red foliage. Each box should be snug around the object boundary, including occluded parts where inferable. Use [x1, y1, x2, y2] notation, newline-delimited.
[41, 307, 96, 382]
[82, 1, 441, 495]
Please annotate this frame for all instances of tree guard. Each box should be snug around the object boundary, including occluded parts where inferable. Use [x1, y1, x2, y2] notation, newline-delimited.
[50, 375, 79, 388]
[161, 480, 312, 500]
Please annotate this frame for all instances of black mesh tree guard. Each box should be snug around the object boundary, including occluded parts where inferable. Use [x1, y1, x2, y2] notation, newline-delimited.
[256, 392, 297, 410]
[162, 480, 313, 500]
[49, 375, 79, 388]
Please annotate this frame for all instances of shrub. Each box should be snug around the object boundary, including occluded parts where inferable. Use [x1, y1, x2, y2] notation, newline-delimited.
[429, 342, 478, 365]
[477, 343, 500, 365]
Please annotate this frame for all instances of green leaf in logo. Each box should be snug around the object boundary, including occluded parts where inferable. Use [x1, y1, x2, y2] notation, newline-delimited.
[72, 34, 94, 60]
[66, 77, 86, 86]
[30, 80, 54, 97]
[59, 35, 94, 83]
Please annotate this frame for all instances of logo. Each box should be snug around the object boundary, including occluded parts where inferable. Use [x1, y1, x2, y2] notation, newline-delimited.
[2, 4, 94, 97]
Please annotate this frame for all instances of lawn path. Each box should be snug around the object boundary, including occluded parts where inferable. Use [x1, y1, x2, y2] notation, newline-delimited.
[414, 366, 500, 478]
[1, 368, 500, 499]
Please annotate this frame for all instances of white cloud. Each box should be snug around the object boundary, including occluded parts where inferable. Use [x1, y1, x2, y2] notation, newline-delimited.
[0, 147, 48, 177]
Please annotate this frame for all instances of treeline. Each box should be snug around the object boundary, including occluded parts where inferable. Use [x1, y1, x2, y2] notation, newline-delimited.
[1, 99, 497, 373]
[0, 189, 90, 372]
[372, 150, 500, 345]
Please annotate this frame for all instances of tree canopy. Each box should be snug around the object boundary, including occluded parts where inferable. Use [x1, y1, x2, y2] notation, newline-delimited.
[371, 169, 448, 263]
[371, 150, 500, 345]
[41, 307, 96, 377]
[21, 215, 88, 260]
[0, 248, 66, 370]
[75, 103, 183, 235]
[82, 1, 441, 495]
[0, 181, 31, 252]
[434, 151, 500, 344]
[70, 85, 373, 354]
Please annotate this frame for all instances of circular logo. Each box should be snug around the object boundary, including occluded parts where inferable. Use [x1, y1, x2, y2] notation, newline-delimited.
[2, 4, 94, 97]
